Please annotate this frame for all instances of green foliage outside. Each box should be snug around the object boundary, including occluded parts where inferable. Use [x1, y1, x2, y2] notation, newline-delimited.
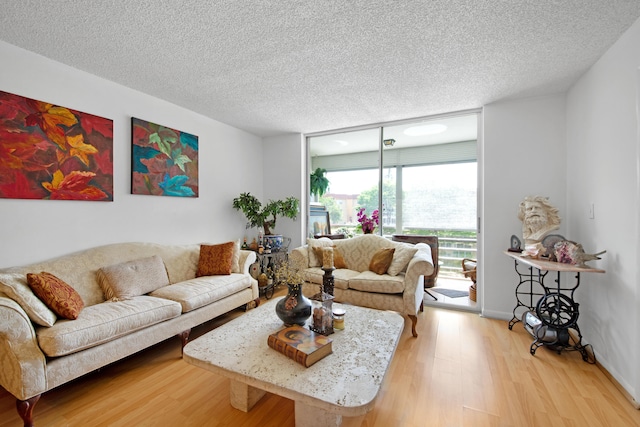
[356, 180, 396, 214]
[319, 195, 343, 224]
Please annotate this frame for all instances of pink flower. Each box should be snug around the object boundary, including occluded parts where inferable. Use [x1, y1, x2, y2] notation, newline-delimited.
[357, 208, 379, 233]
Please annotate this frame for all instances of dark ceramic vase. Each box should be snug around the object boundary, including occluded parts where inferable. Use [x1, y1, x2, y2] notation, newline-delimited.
[276, 283, 312, 326]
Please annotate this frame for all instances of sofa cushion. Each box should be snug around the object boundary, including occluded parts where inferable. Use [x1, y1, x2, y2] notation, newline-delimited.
[197, 242, 235, 276]
[97, 255, 170, 301]
[0, 272, 57, 326]
[333, 247, 348, 269]
[149, 274, 252, 313]
[387, 244, 418, 276]
[369, 248, 395, 275]
[36, 296, 182, 357]
[26, 272, 84, 320]
[348, 271, 405, 294]
[302, 267, 360, 290]
[307, 238, 334, 267]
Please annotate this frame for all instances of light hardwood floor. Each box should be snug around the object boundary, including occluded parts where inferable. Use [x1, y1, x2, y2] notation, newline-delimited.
[1, 289, 639, 427]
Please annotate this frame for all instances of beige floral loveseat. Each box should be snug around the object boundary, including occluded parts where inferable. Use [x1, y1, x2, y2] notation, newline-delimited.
[0, 242, 258, 427]
[289, 234, 434, 338]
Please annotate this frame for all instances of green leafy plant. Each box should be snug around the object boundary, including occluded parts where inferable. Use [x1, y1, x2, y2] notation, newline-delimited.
[232, 192, 299, 235]
[310, 167, 329, 198]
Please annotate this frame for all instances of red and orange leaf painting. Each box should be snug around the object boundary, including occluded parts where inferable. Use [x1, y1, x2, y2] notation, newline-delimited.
[0, 91, 113, 201]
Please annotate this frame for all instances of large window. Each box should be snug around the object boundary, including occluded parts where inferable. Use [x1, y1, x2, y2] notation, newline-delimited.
[308, 113, 478, 276]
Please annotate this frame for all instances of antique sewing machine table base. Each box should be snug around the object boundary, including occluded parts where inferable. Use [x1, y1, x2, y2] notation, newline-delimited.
[504, 251, 604, 363]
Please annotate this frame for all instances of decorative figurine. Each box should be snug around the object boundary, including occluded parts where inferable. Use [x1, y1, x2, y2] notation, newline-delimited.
[508, 235, 522, 253]
[554, 241, 606, 268]
[540, 234, 565, 261]
[518, 196, 561, 257]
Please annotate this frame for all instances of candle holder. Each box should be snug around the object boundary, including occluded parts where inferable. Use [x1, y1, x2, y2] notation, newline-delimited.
[322, 266, 335, 297]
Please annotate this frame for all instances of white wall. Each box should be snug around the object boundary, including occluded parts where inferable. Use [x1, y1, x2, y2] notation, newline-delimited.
[262, 133, 305, 250]
[481, 95, 567, 319]
[0, 41, 264, 267]
[565, 17, 640, 403]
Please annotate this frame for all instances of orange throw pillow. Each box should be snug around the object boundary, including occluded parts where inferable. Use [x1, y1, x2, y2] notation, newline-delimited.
[26, 272, 84, 320]
[333, 247, 347, 269]
[369, 248, 395, 275]
[197, 242, 235, 276]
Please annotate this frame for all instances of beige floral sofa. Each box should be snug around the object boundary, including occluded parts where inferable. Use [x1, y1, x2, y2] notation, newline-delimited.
[0, 242, 258, 427]
[289, 234, 434, 338]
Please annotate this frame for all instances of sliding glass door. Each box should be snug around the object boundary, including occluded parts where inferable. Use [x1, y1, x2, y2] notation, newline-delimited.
[308, 112, 478, 279]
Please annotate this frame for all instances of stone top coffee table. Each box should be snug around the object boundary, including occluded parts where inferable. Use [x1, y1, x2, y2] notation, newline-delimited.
[183, 298, 404, 427]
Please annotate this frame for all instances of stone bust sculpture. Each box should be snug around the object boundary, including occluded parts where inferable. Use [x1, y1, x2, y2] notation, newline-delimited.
[517, 196, 561, 246]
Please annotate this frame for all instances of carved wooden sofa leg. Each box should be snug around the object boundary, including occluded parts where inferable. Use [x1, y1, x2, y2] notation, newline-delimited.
[17, 395, 40, 427]
[244, 298, 261, 311]
[178, 329, 191, 353]
[408, 315, 418, 337]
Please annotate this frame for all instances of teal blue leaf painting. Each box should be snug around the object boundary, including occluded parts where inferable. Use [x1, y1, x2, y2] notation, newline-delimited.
[131, 118, 198, 197]
[159, 174, 196, 197]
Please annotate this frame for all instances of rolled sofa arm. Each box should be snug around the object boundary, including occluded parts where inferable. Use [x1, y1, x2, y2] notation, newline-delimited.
[239, 250, 257, 274]
[403, 246, 435, 312]
[0, 296, 47, 400]
[289, 246, 309, 272]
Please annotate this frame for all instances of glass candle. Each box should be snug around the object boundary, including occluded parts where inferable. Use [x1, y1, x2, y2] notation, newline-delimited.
[322, 247, 334, 269]
[333, 308, 345, 330]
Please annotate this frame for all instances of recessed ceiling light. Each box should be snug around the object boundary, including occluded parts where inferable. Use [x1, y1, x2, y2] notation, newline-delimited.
[404, 124, 447, 136]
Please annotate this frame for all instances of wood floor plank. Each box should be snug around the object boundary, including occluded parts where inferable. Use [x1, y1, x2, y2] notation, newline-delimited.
[1, 294, 639, 426]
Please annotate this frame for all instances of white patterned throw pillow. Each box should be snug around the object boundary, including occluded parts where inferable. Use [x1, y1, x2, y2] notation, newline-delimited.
[0, 272, 57, 326]
[387, 243, 418, 276]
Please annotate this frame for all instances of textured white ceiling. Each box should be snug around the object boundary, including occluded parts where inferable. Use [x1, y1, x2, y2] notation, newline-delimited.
[1, 1, 639, 137]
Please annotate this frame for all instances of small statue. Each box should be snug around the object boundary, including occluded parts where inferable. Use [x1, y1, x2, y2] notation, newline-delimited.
[508, 235, 522, 252]
[518, 196, 561, 257]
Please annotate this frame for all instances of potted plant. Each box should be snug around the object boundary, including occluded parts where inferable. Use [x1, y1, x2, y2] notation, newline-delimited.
[310, 168, 329, 200]
[232, 192, 299, 236]
[356, 207, 379, 234]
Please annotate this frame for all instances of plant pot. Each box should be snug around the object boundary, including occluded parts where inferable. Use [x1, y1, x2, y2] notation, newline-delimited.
[264, 234, 284, 252]
[275, 283, 312, 326]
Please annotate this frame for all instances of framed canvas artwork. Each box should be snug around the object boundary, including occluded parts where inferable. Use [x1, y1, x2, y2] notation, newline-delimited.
[0, 90, 113, 201]
[309, 210, 331, 236]
[131, 117, 199, 197]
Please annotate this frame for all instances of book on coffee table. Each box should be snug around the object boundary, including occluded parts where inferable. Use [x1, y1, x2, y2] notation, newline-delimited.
[267, 325, 333, 367]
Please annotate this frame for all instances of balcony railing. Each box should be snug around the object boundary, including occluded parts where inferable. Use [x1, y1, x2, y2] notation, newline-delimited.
[437, 236, 477, 277]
